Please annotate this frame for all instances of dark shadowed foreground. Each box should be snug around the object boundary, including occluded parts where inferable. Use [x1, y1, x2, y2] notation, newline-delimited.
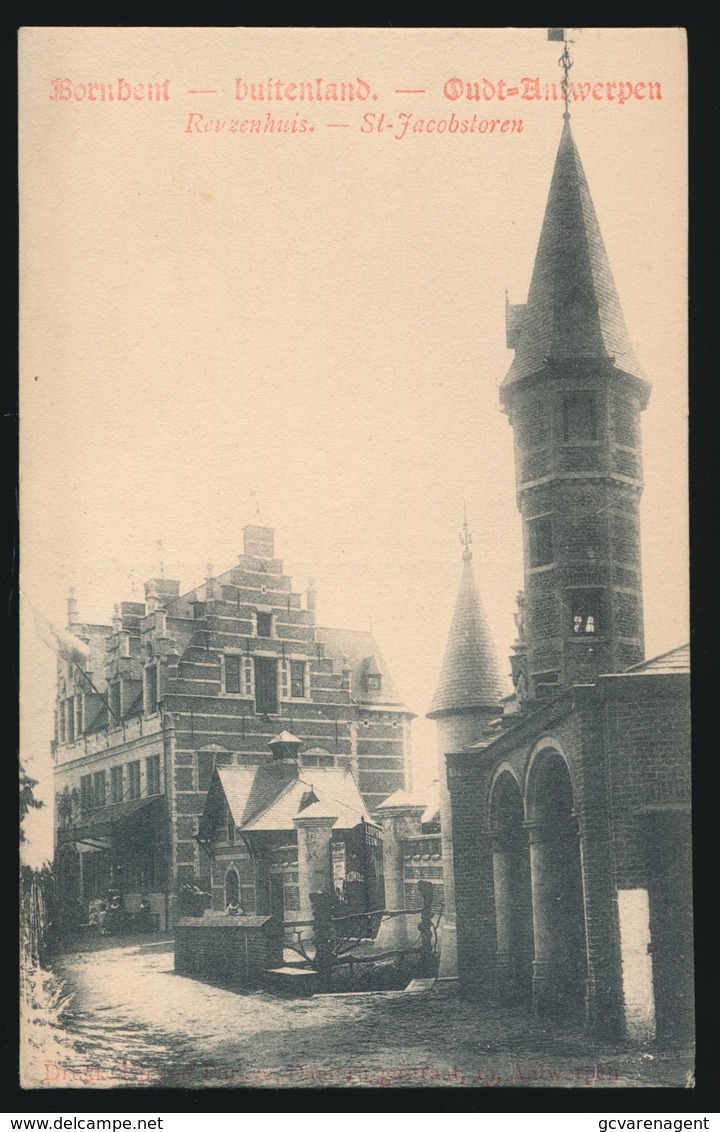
[23, 938, 693, 1090]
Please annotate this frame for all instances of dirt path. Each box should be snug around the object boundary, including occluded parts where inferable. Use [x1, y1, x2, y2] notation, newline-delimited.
[26, 939, 693, 1090]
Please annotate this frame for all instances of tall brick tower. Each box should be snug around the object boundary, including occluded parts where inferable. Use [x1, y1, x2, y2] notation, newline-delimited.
[427, 522, 505, 976]
[501, 117, 651, 697]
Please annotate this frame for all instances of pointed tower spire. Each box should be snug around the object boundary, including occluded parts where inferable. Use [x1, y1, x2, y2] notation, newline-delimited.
[502, 117, 646, 391]
[501, 118, 650, 693]
[427, 522, 505, 981]
[428, 532, 504, 719]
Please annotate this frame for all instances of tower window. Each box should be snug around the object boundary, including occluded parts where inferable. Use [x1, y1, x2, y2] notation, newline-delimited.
[569, 589, 603, 636]
[527, 516, 554, 567]
[563, 392, 598, 443]
[256, 612, 273, 638]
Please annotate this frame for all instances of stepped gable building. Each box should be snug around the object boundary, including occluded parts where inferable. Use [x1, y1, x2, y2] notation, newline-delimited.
[426, 532, 505, 977]
[438, 118, 692, 1046]
[53, 524, 413, 927]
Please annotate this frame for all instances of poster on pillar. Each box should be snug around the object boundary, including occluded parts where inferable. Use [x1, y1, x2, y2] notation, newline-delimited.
[19, 28, 692, 1092]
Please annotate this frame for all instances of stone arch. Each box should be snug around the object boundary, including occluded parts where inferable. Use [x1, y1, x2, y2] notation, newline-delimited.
[525, 744, 588, 1016]
[488, 768, 533, 1003]
[224, 866, 240, 909]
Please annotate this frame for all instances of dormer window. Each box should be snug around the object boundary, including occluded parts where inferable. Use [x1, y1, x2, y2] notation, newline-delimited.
[361, 656, 383, 695]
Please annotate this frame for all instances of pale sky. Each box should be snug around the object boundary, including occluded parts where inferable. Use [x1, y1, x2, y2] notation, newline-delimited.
[19, 28, 688, 865]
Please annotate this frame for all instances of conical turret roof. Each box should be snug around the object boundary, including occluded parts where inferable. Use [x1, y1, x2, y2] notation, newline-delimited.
[502, 118, 645, 389]
[427, 551, 504, 717]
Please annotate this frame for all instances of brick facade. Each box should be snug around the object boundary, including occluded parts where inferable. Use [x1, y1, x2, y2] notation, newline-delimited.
[52, 525, 413, 927]
[441, 116, 692, 1047]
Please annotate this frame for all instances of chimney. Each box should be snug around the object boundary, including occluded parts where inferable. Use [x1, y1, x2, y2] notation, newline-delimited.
[67, 587, 79, 628]
[268, 730, 302, 762]
[206, 562, 217, 602]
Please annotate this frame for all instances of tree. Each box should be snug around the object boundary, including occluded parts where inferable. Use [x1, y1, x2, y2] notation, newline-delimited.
[20, 763, 43, 842]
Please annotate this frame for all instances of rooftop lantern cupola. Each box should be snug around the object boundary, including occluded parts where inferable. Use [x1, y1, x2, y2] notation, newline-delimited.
[268, 730, 302, 761]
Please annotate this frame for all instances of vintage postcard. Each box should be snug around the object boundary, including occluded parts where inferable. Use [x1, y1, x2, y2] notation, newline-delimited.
[19, 28, 691, 1092]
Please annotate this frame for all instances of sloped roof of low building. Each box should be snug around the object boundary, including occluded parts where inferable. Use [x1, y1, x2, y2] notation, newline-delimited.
[376, 788, 426, 811]
[620, 643, 689, 676]
[216, 763, 370, 832]
[216, 762, 297, 830]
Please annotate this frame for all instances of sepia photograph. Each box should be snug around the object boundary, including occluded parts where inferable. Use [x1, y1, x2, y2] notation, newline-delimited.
[18, 27, 691, 1091]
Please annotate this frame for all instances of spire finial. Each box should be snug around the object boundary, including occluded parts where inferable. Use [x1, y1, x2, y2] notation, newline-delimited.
[548, 27, 574, 120]
[460, 501, 473, 560]
[250, 488, 263, 523]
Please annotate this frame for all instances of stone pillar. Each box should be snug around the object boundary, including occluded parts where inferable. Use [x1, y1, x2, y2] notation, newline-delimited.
[293, 813, 336, 936]
[492, 833, 534, 1003]
[527, 820, 561, 1008]
[375, 799, 425, 950]
[492, 838, 513, 998]
[528, 819, 585, 1013]
[163, 711, 177, 930]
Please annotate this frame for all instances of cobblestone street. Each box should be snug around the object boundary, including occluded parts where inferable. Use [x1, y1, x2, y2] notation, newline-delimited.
[22, 938, 694, 1091]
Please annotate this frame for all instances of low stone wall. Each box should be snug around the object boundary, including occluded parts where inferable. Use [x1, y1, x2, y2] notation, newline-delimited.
[174, 913, 283, 987]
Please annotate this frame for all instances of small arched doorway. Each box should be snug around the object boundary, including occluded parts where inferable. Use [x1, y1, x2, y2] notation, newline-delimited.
[224, 867, 240, 909]
[526, 747, 588, 1016]
[489, 771, 533, 1003]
